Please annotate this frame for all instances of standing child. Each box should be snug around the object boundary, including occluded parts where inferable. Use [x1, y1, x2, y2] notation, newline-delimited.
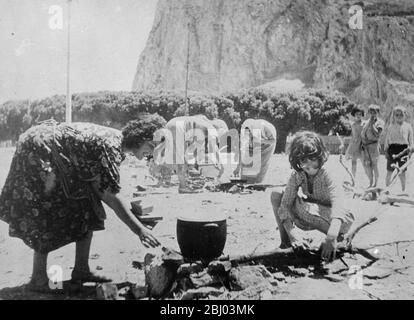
[361, 105, 384, 188]
[384, 106, 414, 192]
[345, 106, 365, 179]
[270, 131, 354, 261]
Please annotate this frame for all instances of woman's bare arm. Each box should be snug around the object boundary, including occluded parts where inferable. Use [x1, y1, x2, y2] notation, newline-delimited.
[91, 181, 160, 248]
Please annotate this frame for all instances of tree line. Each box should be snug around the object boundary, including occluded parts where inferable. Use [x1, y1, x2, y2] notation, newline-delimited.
[0, 88, 354, 152]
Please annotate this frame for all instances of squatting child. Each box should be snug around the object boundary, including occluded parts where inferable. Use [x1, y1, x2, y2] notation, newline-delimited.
[270, 131, 355, 261]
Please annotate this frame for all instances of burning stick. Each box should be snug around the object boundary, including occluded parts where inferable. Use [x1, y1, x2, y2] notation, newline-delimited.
[218, 241, 379, 263]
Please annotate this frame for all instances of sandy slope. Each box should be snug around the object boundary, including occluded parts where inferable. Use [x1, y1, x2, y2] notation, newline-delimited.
[0, 148, 413, 299]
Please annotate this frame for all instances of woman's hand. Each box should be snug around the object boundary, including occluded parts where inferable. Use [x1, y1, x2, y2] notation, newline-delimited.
[321, 235, 337, 261]
[137, 227, 161, 248]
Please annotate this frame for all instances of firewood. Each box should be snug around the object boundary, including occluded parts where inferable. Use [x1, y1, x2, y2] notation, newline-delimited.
[345, 216, 378, 246]
[177, 262, 204, 277]
[378, 194, 414, 206]
[219, 242, 379, 264]
[161, 247, 185, 266]
[207, 260, 233, 275]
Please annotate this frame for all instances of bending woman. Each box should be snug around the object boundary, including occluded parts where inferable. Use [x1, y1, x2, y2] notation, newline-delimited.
[0, 119, 162, 292]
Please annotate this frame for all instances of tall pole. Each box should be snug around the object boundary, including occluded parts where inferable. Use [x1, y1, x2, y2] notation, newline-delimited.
[184, 22, 190, 116]
[66, 0, 72, 123]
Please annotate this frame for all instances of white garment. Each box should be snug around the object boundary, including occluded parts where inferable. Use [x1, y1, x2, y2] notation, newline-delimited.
[240, 119, 277, 183]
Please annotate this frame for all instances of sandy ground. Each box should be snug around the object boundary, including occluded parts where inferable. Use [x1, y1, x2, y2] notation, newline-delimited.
[0, 147, 414, 300]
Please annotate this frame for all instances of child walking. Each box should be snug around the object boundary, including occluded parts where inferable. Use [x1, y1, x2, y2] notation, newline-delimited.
[270, 131, 354, 261]
[384, 106, 414, 192]
[361, 105, 384, 188]
[345, 106, 365, 179]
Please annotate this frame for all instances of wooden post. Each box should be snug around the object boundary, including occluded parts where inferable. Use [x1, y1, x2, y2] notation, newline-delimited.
[65, 0, 72, 123]
[184, 22, 190, 116]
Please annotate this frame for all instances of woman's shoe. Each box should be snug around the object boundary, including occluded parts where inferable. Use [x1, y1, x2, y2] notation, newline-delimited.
[71, 269, 112, 283]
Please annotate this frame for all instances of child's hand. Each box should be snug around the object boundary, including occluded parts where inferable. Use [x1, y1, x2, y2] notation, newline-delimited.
[321, 235, 337, 261]
[288, 229, 311, 251]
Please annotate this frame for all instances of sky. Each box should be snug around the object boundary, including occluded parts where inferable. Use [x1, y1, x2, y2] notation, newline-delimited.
[0, 0, 157, 103]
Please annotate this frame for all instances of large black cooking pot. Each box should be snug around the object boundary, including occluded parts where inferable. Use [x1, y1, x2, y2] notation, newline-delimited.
[176, 213, 227, 261]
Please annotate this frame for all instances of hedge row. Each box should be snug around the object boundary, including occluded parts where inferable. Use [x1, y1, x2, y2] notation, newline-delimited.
[0, 89, 354, 152]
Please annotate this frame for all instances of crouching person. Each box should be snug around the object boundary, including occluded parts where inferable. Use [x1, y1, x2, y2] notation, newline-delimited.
[270, 131, 354, 261]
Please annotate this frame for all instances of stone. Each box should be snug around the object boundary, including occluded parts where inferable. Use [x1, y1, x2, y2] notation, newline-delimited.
[207, 260, 233, 275]
[323, 259, 349, 275]
[96, 283, 118, 300]
[181, 287, 226, 300]
[131, 285, 149, 299]
[228, 282, 277, 300]
[177, 277, 194, 292]
[189, 270, 222, 289]
[228, 185, 240, 194]
[229, 265, 273, 291]
[272, 272, 286, 282]
[144, 252, 176, 298]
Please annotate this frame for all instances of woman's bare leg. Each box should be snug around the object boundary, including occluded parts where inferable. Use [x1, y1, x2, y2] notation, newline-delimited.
[351, 160, 357, 179]
[363, 161, 373, 187]
[372, 159, 379, 187]
[177, 164, 188, 190]
[30, 251, 49, 286]
[74, 231, 93, 273]
[385, 170, 393, 187]
[270, 191, 291, 248]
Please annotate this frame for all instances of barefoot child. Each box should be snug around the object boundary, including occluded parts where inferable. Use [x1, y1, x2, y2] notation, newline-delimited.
[384, 106, 414, 192]
[270, 131, 354, 261]
[345, 106, 364, 179]
[361, 105, 384, 187]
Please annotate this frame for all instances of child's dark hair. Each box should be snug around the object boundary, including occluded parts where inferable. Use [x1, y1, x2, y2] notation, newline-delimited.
[121, 113, 166, 150]
[351, 105, 364, 117]
[289, 131, 329, 172]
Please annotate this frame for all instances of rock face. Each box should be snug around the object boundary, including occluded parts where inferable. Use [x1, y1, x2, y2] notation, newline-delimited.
[132, 0, 414, 116]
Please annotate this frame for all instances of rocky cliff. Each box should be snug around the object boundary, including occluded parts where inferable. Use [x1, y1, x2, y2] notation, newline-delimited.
[132, 0, 414, 116]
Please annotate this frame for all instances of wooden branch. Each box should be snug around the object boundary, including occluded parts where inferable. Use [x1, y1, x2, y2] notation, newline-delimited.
[379, 194, 414, 206]
[364, 239, 414, 250]
[218, 243, 379, 264]
[345, 216, 378, 246]
[392, 147, 410, 160]
[385, 155, 414, 192]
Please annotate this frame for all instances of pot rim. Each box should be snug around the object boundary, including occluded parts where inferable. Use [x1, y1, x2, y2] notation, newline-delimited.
[177, 216, 227, 223]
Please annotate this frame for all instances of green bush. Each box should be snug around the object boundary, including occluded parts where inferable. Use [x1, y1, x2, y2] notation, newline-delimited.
[0, 88, 354, 152]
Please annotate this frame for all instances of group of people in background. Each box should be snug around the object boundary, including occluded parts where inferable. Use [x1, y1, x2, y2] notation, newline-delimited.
[345, 104, 413, 192]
